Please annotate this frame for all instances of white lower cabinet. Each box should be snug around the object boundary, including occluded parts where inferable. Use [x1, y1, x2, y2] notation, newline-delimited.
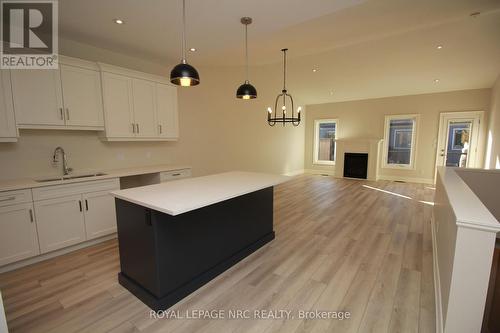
[82, 190, 117, 240]
[32, 178, 120, 254]
[0, 203, 39, 266]
[35, 194, 87, 253]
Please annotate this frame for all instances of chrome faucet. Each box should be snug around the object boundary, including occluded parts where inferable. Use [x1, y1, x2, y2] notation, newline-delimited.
[53, 147, 73, 176]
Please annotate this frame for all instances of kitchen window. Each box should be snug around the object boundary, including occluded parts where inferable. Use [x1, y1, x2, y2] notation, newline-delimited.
[383, 114, 419, 169]
[313, 119, 337, 165]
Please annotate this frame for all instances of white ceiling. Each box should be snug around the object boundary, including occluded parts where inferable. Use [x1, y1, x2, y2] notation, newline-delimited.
[59, 0, 500, 103]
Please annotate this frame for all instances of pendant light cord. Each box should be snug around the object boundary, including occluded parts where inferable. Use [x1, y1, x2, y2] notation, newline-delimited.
[245, 23, 249, 82]
[182, 0, 187, 63]
[282, 49, 287, 91]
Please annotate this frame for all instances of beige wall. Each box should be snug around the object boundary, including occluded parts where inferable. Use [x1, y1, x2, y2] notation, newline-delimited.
[485, 75, 500, 169]
[0, 39, 305, 181]
[305, 89, 491, 183]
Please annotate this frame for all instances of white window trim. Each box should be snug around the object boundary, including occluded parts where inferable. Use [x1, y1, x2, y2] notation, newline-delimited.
[313, 118, 338, 166]
[382, 114, 419, 170]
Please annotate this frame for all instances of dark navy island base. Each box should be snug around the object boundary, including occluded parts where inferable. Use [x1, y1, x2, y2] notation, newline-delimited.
[115, 186, 274, 311]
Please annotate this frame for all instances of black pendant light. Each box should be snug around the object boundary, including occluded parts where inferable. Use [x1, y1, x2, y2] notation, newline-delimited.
[236, 17, 257, 99]
[170, 0, 200, 86]
[267, 49, 301, 126]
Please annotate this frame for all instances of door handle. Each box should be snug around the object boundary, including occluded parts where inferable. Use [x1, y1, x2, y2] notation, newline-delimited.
[85, 199, 89, 211]
[29, 209, 34, 222]
[79, 200, 82, 212]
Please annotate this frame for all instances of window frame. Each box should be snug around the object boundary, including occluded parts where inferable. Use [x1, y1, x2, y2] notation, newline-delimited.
[313, 118, 338, 166]
[382, 114, 419, 170]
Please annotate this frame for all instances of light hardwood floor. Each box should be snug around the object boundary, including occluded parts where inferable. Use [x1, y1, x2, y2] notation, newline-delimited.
[0, 175, 436, 333]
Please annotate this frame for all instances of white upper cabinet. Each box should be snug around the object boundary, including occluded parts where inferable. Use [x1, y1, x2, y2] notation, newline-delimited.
[11, 68, 64, 126]
[60, 64, 104, 127]
[132, 78, 157, 138]
[11, 56, 105, 130]
[101, 72, 135, 138]
[0, 70, 17, 142]
[156, 83, 179, 139]
[99, 63, 179, 141]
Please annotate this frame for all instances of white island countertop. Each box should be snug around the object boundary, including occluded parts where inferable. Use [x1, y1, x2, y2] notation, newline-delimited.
[110, 171, 289, 216]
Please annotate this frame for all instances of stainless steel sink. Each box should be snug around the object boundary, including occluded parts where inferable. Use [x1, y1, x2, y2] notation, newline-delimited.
[35, 172, 107, 183]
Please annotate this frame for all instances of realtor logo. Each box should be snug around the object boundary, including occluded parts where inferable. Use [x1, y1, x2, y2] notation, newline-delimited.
[1, 0, 58, 69]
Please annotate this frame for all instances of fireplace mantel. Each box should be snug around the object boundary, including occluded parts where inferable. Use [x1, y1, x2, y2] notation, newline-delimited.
[335, 138, 382, 181]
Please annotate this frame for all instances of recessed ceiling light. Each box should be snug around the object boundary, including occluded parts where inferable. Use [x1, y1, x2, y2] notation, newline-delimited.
[312, 68, 318, 73]
[113, 18, 124, 25]
[434, 79, 440, 83]
[189, 48, 196, 52]
[437, 45, 443, 49]
[329, 91, 334, 95]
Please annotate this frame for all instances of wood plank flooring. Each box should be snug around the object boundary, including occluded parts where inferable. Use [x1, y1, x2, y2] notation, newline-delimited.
[0, 175, 436, 333]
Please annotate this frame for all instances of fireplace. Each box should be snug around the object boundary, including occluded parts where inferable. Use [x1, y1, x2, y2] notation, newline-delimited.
[343, 153, 368, 179]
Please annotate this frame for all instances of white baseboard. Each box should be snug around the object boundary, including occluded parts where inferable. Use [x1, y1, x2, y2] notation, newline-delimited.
[0, 234, 117, 274]
[283, 169, 305, 177]
[377, 175, 435, 184]
[304, 169, 336, 176]
[430, 215, 444, 333]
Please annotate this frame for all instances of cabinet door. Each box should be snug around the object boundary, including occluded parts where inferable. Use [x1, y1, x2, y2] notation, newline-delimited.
[83, 190, 117, 240]
[11, 69, 64, 126]
[60, 64, 104, 127]
[132, 78, 157, 137]
[0, 70, 17, 140]
[156, 83, 178, 139]
[0, 203, 39, 266]
[34, 195, 86, 253]
[101, 72, 134, 138]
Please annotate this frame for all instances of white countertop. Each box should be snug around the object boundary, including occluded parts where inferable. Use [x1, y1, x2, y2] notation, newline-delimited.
[110, 171, 289, 216]
[0, 164, 191, 192]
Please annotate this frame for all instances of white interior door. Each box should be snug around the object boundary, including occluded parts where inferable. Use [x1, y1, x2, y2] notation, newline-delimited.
[435, 111, 482, 170]
[60, 64, 104, 127]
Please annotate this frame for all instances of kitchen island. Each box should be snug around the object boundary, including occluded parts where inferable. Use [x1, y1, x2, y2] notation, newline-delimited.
[110, 171, 288, 311]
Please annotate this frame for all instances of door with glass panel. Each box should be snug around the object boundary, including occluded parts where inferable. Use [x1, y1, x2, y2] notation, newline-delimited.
[435, 111, 482, 170]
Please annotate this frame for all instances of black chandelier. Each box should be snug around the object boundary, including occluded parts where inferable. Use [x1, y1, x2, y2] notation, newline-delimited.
[267, 48, 301, 126]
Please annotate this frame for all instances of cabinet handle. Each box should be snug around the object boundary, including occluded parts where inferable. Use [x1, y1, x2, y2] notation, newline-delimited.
[0, 196, 15, 202]
[65, 108, 70, 120]
[29, 209, 34, 222]
[159, 124, 162, 134]
[132, 123, 135, 133]
[172, 173, 181, 176]
[85, 199, 89, 211]
[79, 200, 82, 212]
[59, 108, 64, 120]
[136, 123, 140, 133]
